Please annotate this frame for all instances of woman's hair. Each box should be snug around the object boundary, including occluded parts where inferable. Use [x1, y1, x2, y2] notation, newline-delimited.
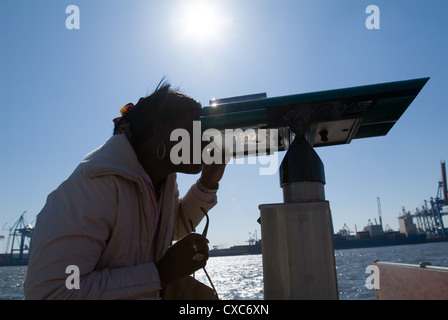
[114, 80, 201, 148]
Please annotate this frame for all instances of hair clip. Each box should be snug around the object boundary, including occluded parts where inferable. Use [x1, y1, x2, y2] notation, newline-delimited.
[113, 103, 135, 124]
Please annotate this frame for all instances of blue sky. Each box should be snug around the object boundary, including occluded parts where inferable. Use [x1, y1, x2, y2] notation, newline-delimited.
[1, 0, 447, 251]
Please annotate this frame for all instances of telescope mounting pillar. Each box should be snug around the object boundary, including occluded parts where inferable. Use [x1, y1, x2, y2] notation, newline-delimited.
[259, 136, 338, 299]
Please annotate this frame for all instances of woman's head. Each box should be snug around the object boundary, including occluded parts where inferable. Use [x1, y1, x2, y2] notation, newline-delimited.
[114, 81, 203, 175]
[115, 82, 201, 142]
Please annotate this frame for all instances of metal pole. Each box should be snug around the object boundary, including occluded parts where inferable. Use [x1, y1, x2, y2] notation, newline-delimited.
[260, 136, 338, 299]
[441, 161, 448, 205]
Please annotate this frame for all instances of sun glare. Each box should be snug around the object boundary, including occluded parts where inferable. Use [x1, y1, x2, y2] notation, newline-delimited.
[174, 0, 229, 44]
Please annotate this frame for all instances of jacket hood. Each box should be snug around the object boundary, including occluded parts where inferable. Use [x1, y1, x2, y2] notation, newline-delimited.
[82, 134, 143, 181]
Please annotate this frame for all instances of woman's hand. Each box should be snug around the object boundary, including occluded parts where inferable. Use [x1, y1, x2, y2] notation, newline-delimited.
[156, 233, 209, 287]
[200, 162, 227, 189]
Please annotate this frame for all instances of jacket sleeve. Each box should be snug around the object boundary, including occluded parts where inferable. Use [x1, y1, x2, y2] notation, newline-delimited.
[173, 183, 217, 240]
[24, 168, 161, 300]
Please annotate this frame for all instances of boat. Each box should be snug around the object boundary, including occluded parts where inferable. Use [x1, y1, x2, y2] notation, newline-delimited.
[333, 223, 430, 250]
[0, 253, 30, 267]
[209, 231, 262, 257]
[332, 220, 448, 250]
[209, 240, 262, 257]
[370, 261, 448, 300]
[209, 222, 447, 257]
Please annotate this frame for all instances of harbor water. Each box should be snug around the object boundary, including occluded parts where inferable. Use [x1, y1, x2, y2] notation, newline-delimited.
[1, 242, 447, 300]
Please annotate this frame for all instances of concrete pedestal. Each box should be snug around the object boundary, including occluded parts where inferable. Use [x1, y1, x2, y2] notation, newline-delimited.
[260, 200, 338, 300]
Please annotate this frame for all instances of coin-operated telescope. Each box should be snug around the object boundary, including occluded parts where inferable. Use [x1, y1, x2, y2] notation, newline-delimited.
[200, 77, 429, 299]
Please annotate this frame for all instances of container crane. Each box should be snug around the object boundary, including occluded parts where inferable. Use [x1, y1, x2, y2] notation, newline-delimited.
[0, 211, 33, 265]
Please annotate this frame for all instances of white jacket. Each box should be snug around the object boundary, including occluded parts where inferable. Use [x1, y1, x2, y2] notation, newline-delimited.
[24, 134, 217, 299]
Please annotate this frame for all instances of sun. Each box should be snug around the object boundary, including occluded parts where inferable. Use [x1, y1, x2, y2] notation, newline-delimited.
[173, 0, 229, 44]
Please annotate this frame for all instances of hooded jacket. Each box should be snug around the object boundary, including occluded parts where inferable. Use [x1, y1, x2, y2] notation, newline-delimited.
[24, 134, 217, 299]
